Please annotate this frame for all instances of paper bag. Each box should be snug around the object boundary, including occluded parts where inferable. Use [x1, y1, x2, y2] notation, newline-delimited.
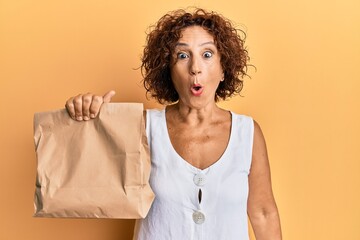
[33, 103, 154, 218]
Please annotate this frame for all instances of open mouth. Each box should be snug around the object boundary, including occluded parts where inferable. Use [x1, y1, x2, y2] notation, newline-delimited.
[193, 86, 202, 91]
[191, 84, 203, 96]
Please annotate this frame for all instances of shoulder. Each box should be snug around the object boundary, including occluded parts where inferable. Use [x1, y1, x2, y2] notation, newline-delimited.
[251, 119, 269, 166]
[144, 108, 165, 119]
[231, 112, 253, 122]
[252, 119, 266, 144]
[230, 113, 266, 156]
[253, 119, 263, 137]
[230, 111, 252, 119]
[231, 112, 255, 134]
[143, 108, 166, 128]
[230, 112, 263, 134]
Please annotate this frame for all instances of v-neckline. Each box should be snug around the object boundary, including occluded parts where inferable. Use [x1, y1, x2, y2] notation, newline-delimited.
[162, 108, 234, 172]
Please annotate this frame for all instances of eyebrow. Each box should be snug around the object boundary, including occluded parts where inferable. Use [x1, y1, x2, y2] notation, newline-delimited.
[175, 41, 216, 47]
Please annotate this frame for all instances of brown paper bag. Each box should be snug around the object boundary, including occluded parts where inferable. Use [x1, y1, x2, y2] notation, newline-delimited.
[33, 103, 154, 218]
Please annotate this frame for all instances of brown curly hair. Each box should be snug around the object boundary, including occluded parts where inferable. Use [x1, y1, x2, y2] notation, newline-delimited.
[141, 8, 250, 104]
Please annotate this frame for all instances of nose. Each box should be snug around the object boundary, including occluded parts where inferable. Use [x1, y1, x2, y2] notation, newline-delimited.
[189, 57, 202, 76]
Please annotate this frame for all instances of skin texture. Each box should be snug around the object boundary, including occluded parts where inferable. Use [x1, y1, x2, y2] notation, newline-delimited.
[65, 26, 282, 240]
[170, 26, 224, 111]
[248, 121, 282, 239]
[166, 26, 230, 169]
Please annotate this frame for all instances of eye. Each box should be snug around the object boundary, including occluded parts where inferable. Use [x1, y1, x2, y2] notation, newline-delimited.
[203, 51, 213, 58]
[177, 52, 189, 59]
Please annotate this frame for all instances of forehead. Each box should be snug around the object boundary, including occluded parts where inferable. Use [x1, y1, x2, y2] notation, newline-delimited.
[178, 26, 214, 43]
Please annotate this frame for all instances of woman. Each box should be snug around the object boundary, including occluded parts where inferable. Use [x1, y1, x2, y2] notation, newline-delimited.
[66, 8, 282, 240]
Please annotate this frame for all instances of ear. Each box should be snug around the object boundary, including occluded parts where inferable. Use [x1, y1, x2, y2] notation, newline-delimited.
[220, 72, 225, 82]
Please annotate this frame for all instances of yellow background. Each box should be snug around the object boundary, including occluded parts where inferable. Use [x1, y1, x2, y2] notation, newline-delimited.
[1, 0, 359, 239]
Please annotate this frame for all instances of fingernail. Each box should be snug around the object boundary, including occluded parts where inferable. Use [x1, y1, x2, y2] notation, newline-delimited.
[90, 114, 95, 118]
[83, 116, 90, 121]
[76, 116, 83, 121]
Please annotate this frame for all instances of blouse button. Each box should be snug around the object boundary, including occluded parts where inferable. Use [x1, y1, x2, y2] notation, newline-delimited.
[193, 173, 206, 186]
[192, 211, 205, 224]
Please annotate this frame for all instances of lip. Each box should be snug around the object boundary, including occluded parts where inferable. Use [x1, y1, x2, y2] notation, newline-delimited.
[190, 84, 204, 96]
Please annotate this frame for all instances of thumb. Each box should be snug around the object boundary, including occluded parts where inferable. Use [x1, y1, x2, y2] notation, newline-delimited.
[103, 90, 116, 103]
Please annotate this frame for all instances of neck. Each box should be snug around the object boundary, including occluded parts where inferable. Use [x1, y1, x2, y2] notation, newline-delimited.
[168, 101, 221, 126]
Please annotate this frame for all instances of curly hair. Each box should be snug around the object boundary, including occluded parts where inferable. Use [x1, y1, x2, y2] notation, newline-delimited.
[141, 8, 250, 104]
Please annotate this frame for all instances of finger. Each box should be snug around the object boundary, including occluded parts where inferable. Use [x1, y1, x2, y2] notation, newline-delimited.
[73, 94, 84, 121]
[65, 97, 76, 119]
[82, 93, 93, 121]
[89, 95, 104, 118]
[103, 90, 116, 103]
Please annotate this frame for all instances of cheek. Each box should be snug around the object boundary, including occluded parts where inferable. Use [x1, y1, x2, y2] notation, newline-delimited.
[207, 57, 222, 72]
[170, 69, 185, 92]
[171, 63, 188, 80]
[208, 63, 223, 81]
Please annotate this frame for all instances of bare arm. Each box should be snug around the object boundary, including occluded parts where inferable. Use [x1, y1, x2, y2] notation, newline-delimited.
[247, 120, 282, 240]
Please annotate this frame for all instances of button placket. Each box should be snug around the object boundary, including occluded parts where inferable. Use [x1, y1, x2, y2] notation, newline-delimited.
[192, 210, 205, 224]
[193, 172, 206, 186]
[192, 171, 207, 224]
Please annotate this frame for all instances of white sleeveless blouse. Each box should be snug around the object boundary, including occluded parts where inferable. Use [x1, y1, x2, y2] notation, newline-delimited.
[133, 108, 254, 240]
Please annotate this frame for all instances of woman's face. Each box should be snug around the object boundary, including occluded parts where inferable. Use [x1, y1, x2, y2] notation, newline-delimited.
[170, 26, 224, 109]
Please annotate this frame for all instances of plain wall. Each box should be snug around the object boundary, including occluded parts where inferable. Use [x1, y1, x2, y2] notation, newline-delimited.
[1, 0, 359, 239]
